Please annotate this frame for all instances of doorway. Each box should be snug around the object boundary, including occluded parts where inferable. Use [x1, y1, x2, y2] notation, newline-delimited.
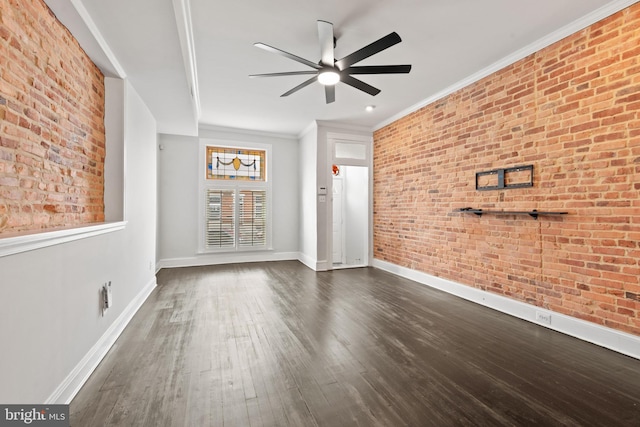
[332, 165, 368, 269]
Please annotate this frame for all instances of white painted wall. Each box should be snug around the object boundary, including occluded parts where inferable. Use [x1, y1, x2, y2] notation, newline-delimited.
[0, 80, 157, 403]
[122, 83, 158, 287]
[157, 133, 199, 260]
[298, 123, 318, 268]
[297, 122, 373, 270]
[104, 78, 125, 222]
[157, 126, 299, 267]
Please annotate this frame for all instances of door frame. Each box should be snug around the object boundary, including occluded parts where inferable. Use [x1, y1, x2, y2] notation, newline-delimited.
[326, 132, 373, 270]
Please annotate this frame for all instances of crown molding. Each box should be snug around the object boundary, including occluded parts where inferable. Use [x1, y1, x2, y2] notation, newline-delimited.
[172, 0, 201, 123]
[44, 0, 126, 78]
[198, 123, 299, 141]
[376, 0, 639, 131]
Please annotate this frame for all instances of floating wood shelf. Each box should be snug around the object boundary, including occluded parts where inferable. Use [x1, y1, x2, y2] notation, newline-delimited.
[456, 208, 568, 220]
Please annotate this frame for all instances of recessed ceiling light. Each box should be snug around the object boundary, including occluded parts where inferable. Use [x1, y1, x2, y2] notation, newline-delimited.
[365, 105, 376, 112]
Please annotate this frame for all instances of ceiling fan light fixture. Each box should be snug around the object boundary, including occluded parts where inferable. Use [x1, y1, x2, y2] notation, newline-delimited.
[317, 69, 340, 85]
[251, 21, 410, 103]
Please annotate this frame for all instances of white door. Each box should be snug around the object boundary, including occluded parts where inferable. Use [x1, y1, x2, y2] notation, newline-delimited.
[341, 166, 367, 266]
[332, 176, 344, 264]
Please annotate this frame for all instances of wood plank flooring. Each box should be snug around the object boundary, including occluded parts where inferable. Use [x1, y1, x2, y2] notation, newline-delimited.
[70, 261, 640, 426]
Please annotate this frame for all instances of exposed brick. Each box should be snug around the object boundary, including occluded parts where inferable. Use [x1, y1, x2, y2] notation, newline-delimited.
[374, 4, 640, 336]
[0, 0, 105, 233]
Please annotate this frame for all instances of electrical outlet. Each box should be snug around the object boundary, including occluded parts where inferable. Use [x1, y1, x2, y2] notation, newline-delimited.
[535, 311, 552, 325]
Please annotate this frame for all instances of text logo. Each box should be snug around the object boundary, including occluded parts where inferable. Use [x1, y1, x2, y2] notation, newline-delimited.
[0, 405, 69, 427]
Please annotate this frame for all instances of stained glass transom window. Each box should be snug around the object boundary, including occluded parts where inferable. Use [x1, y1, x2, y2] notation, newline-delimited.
[206, 146, 265, 181]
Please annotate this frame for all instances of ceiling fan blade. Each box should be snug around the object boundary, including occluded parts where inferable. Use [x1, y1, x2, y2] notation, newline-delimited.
[317, 20, 334, 67]
[343, 65, 411, 74]
[341, 75, 381, 96]
[335, 32, 402, 70]
[254, 42, 321, 70]
[281, 76, 317, 97]
[325, 85, 335, 104]
[250, 71, 318, 78]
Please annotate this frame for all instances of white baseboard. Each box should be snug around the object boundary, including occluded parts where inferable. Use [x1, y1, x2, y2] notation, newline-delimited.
[157, 251, 299, 269]
[372, 259, 640, 360]
[158, 252, 329, 272]
[297, 252, 317, 271]
[315, 260, 329, 272]
[296, 253, 331, 271]
[46, 277, 157, 404]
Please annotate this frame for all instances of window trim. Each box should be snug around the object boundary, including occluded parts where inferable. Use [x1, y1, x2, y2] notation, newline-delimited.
[198, 139, 273, 253]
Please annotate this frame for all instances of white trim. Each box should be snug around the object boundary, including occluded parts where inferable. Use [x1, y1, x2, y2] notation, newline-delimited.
[158, 251, 299, 269]
[42, 0, 125, 78]
[0, 222, 127, 258]
[298, 121, 319, 140]
[316, 120, 372, 135]
[376, 0, 640, 130]
[296, 257, 329, 272]
[315, 260, 329, 272]
[372, 259, 640, 360]
[200, 124, 299, 142]
[171, 0, 201, 120]
[67, 0, 126, 77]
[326, 133, 373, 270]
[297, 252, 318, 271]
[329, 132, 372, 167]
[46, 276, 157, 404]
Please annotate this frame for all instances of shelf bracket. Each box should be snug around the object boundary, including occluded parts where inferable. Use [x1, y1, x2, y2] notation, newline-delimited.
[456, 207, 568, 220]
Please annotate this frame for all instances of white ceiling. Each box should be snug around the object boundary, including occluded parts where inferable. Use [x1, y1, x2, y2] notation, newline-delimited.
[45, 0, 635, 136]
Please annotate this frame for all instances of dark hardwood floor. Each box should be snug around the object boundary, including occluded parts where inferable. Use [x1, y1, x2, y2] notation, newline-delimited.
[70, 261, 640, 426]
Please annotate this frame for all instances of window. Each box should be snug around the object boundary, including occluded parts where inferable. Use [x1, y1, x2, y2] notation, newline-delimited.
[205, 189, 235, 248]
[334, 142, 367, 160]
[200, 142, 271, 252]
[238, 190, 266, 247]
[206, 146, 265, 181]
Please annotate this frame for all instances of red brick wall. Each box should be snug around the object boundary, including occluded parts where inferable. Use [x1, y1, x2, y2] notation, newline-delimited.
[374, 5, 640, 336]
[0, 0, 105, 233]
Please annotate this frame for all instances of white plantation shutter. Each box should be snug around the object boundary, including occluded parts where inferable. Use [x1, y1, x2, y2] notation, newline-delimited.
[238, 190, 267, 247]
[205, 189, 235, 248]
[205, 188, 267, 250]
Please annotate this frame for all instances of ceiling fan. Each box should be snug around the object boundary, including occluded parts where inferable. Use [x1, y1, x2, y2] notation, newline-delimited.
[250, 20, 411, 104]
